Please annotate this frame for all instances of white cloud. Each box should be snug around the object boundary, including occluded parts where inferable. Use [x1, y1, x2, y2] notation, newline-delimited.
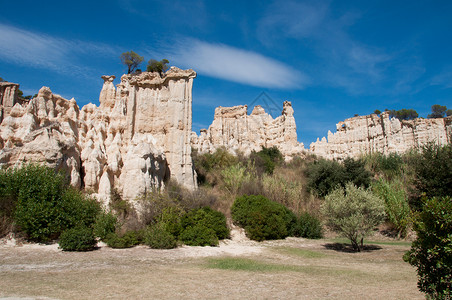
[0, 23, 118, 75]
[163, 39, 308, 89]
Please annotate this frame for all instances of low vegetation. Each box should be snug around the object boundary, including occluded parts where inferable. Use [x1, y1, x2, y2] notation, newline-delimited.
[1, 141, 451, 298]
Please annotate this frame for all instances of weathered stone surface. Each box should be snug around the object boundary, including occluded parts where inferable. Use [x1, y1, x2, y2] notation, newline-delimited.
[0, 68, 197, 205]
[191, 101, 305, 158]
[310, 112, 452, 160]
[0, 81, 20, 122]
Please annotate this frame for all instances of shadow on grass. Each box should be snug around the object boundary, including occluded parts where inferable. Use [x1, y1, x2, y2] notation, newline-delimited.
[323, 243, 382, 253]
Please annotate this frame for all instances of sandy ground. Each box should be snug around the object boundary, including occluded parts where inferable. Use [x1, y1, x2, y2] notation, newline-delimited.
[0, 228, 423, 300]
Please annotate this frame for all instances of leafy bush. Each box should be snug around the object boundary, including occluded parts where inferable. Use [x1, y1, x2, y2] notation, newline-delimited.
[411, 143, 452, 209]
[293, 212, 323, 239]
[59, 227, 97, 251]
[105, 231, 140, 248]
[179, 224, 219, 246]
[144, 223, 177, 249]
[372, 178, 411, 237]
[306, 158, 371, 198]
[250, 146, 283, 175]
[364, 152, 404, 179]
[404, 197, 452, 299]
[306, 159, 345, 198]
[231, 195, 295, 241]
[181, 206, 229, 240]
[192, 147, 238, 186]
[321, 183, 386, 251]
[1, 164, 101, 242]
[93, 212, 118, 241]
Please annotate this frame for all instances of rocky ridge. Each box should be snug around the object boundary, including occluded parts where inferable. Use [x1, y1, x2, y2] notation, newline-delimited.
[0, 67, 197, 205]
[191, 101, 305, 158]
[310, 111, 452, 160]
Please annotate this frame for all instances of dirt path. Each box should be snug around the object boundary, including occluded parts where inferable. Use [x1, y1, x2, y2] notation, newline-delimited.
[0, 232, 423, 300]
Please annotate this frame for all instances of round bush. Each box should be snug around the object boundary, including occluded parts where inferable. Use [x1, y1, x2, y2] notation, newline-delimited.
[105, 231, 139, 249]
[181, 207, 229, 240]
[179, 224, 219, 246]
[93, 212, 118, 241]
[293, 212, 323, 239]
[231, 195, 294, 241]
[59, 227, 97, 251]
[144, 223, 177, 249]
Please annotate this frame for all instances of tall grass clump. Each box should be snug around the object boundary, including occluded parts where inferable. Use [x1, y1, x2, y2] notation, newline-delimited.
[372, 178, 411, 237]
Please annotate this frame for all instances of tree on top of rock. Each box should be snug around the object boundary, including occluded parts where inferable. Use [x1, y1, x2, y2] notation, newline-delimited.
[427, 104, 448, 118]
[389, 109, 418, 121]
[120, 51, 144, 74]
[147, 59, 170, 76]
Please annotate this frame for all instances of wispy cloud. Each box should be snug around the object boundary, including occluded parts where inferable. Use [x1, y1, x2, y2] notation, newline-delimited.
[155, 38, 308, 89]
[257, 0, 421, 95]
[0, 23, 118, 76]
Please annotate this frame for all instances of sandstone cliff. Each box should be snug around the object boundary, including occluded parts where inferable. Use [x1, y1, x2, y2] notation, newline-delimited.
[310, 111, 452, 160]
[0, 67, 197, 205]
[191, 101, 305, 158]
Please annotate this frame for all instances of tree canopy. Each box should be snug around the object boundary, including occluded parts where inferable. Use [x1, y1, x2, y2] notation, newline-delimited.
[428, 104, 448, 118]
[120, 51, 144, 74]
[147, 59, 170, 75]
[389, 109, 418, 121]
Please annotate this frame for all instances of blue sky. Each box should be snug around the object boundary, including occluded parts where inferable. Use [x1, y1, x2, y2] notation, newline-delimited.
[1, 0, 451, 146]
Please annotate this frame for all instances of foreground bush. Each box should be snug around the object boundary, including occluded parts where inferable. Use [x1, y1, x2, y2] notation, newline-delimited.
[179, 206, 229, 246]
[411, 143, 452, 210]
[105, 231, 140, 248]
[0, 164, 101, 242]
[404, 197, 452, 299]
[293, 212, 323, 239]
[144, 223, 177, 249]
[93, 212, 118, 241]
[231, 195, 295, 241]
[59, 227, 97, 251]
[321, 183, 386, 251]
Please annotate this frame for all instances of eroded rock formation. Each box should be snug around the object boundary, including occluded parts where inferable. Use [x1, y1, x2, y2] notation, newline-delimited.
[310, 112, 452, 160]
[191, 101, 305, 158]
[0, 67, 197, 205]
[1, 81, 20, 122]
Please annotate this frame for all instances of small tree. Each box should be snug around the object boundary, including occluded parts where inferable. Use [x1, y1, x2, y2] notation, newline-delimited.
[447, 109, 452, 117]
[374, 109, 381, 115]
[389, 109, 419, 120]
[428, 104, 447, 119]
[404, 197, 452, 299]
[321, 183, 386, 251]
[120, 51, 144, 74]
[147, 59, 170, 75]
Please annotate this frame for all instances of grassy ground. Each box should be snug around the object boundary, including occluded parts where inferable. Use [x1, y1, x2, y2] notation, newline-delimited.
[0, 236, 422, 299]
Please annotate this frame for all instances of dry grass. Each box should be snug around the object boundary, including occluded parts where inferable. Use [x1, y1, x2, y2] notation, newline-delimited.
[0, 236, 422, 299]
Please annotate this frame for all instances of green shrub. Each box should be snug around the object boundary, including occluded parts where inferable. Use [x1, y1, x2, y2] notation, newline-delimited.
[181, 207, 229, 240]
[179, 224, 219, 246]
[157, 206, 184, 238]
[231, 195, 294, 241]
[411, 143, 452, 210]
[372, 178, 411, 237]
[93, 212, 118, 241]
[250, 146, 283, 175]
[321, 183, 386, 251]
[144, 223, 177, 249]
[306, 158, 371, 198]
[105, 231, 139, 248]
[261, 172, 304, 214]
[58, 227, 97, 251]
[6, 164, 101, 242]
[404, 197, 452, 299]
[293, 212, 323, 239]
[306, 159, 345, 198]
[192, 147, 238, 186]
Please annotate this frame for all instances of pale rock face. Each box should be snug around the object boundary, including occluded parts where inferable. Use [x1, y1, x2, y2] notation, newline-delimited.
[0, 81, 20, 122]
[0, 67, 197, 205]
[310, 112, 452, 160]
[191, 101, 305, 159]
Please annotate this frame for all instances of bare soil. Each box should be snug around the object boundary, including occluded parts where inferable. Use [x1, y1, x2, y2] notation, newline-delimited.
[0, 230, 423, 300]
